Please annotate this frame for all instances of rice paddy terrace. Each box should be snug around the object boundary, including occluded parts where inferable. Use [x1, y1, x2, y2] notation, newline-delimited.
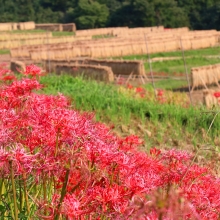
[0, 24, 219, 106]
[1, 23, 220, 219]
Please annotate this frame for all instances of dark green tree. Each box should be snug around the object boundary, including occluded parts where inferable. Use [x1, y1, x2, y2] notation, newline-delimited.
[176, 0, 216, 29]
[110, 0, 189, 28]
[66, 0, 109, 29]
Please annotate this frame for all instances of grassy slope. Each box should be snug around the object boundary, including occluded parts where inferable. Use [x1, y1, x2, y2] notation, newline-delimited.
[39, 74, 220, 151]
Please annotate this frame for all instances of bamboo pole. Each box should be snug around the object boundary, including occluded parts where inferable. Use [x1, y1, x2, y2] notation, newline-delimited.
[180, 39, 193, 105]
[47, 31, 51, 73]
[144, 34, 157, 97]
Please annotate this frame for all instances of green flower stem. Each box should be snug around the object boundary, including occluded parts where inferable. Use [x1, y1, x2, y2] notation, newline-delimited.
[9, 161, 18, 220]
[22, 173, 30, 215]
[54, 168, 70, 220]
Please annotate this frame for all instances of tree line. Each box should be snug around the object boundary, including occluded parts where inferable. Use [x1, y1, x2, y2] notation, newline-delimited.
[0, 0, 220, 30]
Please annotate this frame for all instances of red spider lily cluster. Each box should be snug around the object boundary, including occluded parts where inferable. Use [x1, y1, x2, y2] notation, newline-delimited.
[1, 64, 220, 219]
[0, 63, 16, 82]
[127, 83, 166, 102]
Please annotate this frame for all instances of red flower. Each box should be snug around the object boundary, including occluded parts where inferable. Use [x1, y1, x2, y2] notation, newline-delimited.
[127, 84, 133, 89]
[213, 92, 220, 98]
[18, 64, 44, 79]
[157, 89, 164, 97]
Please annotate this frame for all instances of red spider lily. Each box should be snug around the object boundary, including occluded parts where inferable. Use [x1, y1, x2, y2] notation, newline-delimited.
[150, 147, 161, 157]
[0, 64, 16, 82]
[135, 87, 145, 93]
[161, 149, 192, 161]
[0, 64, 220, 219]
[126, 83, 133, 89]
[18, 64, 44, 78]
[213, 92, 220, 98]
[9, 145, 39, 175]
[135, 87, 145, 98]
[157, 89, 164, 97]
[2, 75, 16, 81]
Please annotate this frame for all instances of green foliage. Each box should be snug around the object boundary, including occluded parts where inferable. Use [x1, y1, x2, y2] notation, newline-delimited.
[71, 0, 109, 29]
[145, 79, 188, 90]
[0, 0, 220, 30]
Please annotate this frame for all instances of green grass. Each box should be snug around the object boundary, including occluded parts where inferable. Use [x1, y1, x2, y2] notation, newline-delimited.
[52, 31, 75, 37]
[145, 79, 188, 90]
[92, 34, 115, 39]
[39, 74, 220, 148]
[149, 56, 220, 74]
[120, 47, 220, 60]
[0, 29, 74, 37]
[6, 29, 46, 34]
[0, 49, 10, 54]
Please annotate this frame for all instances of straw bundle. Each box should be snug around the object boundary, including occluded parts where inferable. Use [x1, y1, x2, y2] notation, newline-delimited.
[191, 68, 201, 89]
[204, 66, 213, 85]
[211, 65, 220, 86]
[23, 21, 35, 30]
[62, 23, 76, 32]
[10, 61, 26, 72]
[75, 27, 116, 37]
[72, 47, 81, 57]
[44, 59, 85, 72]
[84, 59, 145, 76]
[157, 26, 164, 31]
[35, 23, 63, 31]
[11, 23, 18, 30]
[80, 47, 91, 57]
[0, 32, 52, 41]
[0, 23, 12, 31]
[30, 51, 39, 61]
[111, 27, 129, 36]
[18, 23, 25, 30]
[44, 60, 68, 72]
[203, 90, 218, 108]
[214, 64, 220, 80]
[191, 64, 220, 90]
[10, 49, 18, 58]
[55, 64, 114, 82]
[179, 40, 191, 50]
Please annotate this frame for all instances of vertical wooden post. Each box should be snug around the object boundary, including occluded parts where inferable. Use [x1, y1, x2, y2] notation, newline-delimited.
[144, 34, 157, 97]
[180, 38, 193, 105]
